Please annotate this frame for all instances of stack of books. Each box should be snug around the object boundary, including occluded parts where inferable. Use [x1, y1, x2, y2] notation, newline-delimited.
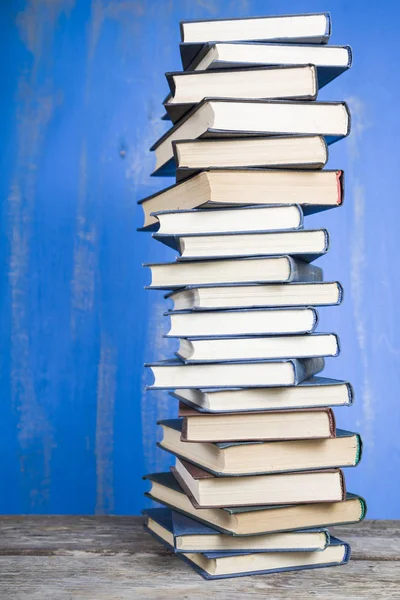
[140, 12, 365, 580]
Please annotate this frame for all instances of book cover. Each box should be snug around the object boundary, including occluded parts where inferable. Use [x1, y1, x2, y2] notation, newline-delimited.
[183, 42, 352, 89]
[145, 357, 325, 389]
[177, 536, 350, 580]
[153, 228, 329, 264]
[143, 507, 331, 553]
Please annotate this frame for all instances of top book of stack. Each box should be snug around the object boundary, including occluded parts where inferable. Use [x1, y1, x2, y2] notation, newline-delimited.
[179, 13, 333, 67]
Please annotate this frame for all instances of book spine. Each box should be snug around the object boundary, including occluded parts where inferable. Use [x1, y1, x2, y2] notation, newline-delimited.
[337, 281, 344, 304]
[180, 418, 189, 441]
[339, 469, 346, 501]
[324, 529, 331, 547]
[343, 102, 351, 137]
[334, 334, 341, 357]
[346, 45, 353, 67]
[323, 228, 330, 252]
[323, 12, 332, 41]
[346, 382, 355, 406]
[293, 357, 324, 384]
[327, 408, 336, 437]
[337, 171, 344, 206]
[288, 258, 323, 283]
[354, 434, 363, 465]
[358, 496, 367, 522]
[310, 308, 319, 333]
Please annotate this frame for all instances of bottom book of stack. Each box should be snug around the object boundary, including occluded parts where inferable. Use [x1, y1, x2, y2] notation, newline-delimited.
[143, 506, 351, 580]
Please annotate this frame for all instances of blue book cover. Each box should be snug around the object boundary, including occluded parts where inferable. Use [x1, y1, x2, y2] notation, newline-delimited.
[170, 376, 353, 412]
[179, 13, 332, 69]
[174, 332, 340, 363]
[145, 356, 325, 390]
[164, 305, 319, 339]
[151, 203, 305, 230]
[144, 519, 350, 580]
[143, 507, 330, 554]
[165, 281, 344, 312]
[163, 65, 319, 124]
[144, 255, 324, 288]
[153, 228, 329, 264]
[178, 536, 350, 580]
[179, 41, 351, 86]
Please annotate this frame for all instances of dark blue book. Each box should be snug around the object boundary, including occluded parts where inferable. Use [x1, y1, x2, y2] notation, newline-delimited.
[165, 306, 319, 339]
[175, 332, 339, 363]
[182, 42, 351, 88]
[145, 357, 325, 390]
[163, 65, 318, 124]
[179, 13, 332, 69]
[144, 255, 323, 290]
[166, 281, 343, 311]
[143, 507, 330, 553]
[152, 204, 305, 235]
[171, 138, 330, 182]
[169, 376, 353, 412]
[144, 472, 366, 536]
[153, 228, 329, 263]
[177, 536, 350, 579]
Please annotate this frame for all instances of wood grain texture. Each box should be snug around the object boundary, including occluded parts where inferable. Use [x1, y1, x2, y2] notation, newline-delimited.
[0, 518, 398, 599]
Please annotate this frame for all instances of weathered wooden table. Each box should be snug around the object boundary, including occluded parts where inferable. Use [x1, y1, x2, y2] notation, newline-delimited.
[0, 517, 398, 599]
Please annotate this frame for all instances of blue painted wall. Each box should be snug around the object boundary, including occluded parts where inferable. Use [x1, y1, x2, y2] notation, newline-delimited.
[1, 0, 399, 516]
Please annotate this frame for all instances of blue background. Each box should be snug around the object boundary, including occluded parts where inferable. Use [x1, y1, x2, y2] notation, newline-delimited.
[1, 0, 399, 516]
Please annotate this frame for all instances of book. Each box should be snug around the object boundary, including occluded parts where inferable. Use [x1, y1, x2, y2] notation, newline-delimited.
[145, 256, 323, 289]
[171, 458, 346, 507]
[150, 99, 350, 176]
[166, 282, 342, 310]
[160, 422, 362, 477]
[153, 204, 305, 235]
[155, 229, 329, 262]
[179, 14, 331, 65]
[170, 136, 328, 180]
[144, 508, 330, 552]
[178, 404, 336, 442]
[171, 377, 353, 412]
[186, 42, 351, 88]
[144, 472, 366, 535]
[146, 357, 325, 390]
[176, 333, 339, 363]
[166, 307, 319, 338]
[178, 537, 349, 579]
[140, 168, 343, 229]
[164, 65, 318, 123]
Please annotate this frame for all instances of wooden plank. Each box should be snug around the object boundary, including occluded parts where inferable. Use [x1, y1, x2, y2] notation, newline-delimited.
[0, 516, 157, 556]
[0, 517, 398, 560]
[0, 518, 398, 599]
[0, 556, 399, 600]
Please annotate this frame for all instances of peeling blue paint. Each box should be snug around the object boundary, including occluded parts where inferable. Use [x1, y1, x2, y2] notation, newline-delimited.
[0, 0, 399, 517]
